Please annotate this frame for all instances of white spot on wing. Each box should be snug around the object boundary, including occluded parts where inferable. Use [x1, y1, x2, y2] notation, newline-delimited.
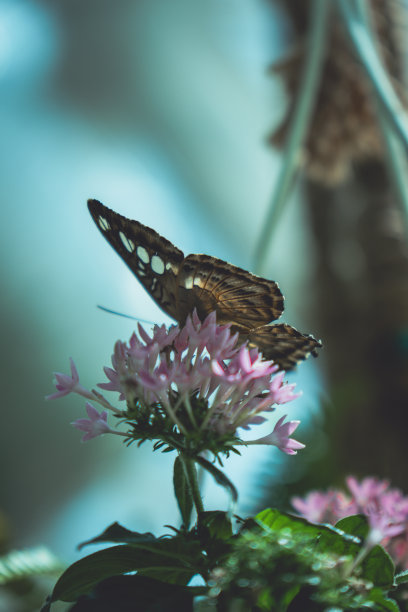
[119, 231, 135, 253]
[98, 216, 110, 231]
[151, 255, 165, 274]
[166, 262, 178, 273]
[137, 246, 149, 263]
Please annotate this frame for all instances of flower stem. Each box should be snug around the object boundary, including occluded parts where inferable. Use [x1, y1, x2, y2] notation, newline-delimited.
[183, 394, 198, 429]
[161, 397, 188, 436]
[91, 389, 122, 414]
[180, 455, 204, 515]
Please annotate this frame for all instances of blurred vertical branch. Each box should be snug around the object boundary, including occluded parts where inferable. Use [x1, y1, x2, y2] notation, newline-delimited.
[263, 0, 408, 492]
[254, 0, 329, 274]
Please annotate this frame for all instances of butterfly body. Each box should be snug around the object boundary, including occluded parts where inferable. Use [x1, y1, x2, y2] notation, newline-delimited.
[88, 199, 321, 369]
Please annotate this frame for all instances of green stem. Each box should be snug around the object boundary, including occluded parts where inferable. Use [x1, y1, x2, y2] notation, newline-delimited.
[346, 537, 376, 577]
[254, 0, 330, 275]
[180, 455, 204, 515]
[337, 0, 408, 154]
[183, 394, 198, 429]
[378, 114, 408, 233]
[347, 0, 408, 233]
[162, 397, 188, 436]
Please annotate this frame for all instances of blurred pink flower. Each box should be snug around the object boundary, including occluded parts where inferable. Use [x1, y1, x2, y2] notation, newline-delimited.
[292, 476, 408, 567]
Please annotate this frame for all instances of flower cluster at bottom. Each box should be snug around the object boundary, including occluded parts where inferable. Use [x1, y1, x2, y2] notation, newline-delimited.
[292, 476, 408, 568]
[47, 311, 304, 458]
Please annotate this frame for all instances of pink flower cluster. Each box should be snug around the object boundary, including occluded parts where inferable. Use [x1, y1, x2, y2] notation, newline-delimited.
[292, 476, 408, 567]
[47, 311, 303, 455]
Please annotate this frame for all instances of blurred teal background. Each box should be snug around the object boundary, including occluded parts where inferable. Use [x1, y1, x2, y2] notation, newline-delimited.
[0, 0, 322, 563]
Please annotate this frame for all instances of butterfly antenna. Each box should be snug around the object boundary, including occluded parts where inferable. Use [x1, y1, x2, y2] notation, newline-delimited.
[97, 305, 155, 326]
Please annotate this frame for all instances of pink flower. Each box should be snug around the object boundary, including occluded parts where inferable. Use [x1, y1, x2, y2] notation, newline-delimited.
[366, 512, 405, 545]
[212, 346, 277, 385]
[292, 476, 408, 568]
[346, 476, 389, 507]
[71, 402, 113, 442]
[249, 416, 305, 454]
[98, 340, 130, 399]
[50, 311, 303, 455]
[182, 311, 238, 359]
[46, 358, 94, 401]
[292, 490, 354, 524]
[268, 371, 302, 404]
[137, 322, 179, 352]
[97, 313, 301, 443]
[292, 491, 336, 523]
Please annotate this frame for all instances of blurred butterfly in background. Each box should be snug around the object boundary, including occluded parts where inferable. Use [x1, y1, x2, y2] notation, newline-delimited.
[87, 199, 322, 370]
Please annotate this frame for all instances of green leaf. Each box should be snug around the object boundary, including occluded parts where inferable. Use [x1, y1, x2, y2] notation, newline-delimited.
[173, 456, 193, 529]
[335, 514, 370, 540]
[335, 515, 394, 589]
[50, 539, 201, 603]
[198, 511, 232, 540]
[256, 509, 395, 591]
[395, 568, 408, 585]
[273, 584, 301, 610]
[51, 546, 149, 603]
[256, 508, 361, 556]
[195, 455, 238, 504]
[361, 545, 395, 589]
[67, 575, 195, 611]
[367, 587, 401, 612]
[256, 508, 321, 535]
[78, 523, 155, 549]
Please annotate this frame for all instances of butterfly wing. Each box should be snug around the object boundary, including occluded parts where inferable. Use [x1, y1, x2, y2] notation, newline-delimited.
[246, 323, 322, 370]
[87, 199, 184, 320]
[88, 200, 322, 370]
[176, 253, 284, 327]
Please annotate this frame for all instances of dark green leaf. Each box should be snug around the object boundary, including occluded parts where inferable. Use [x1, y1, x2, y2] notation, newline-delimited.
[198, 511, 232, 540]
[40, 597, 51, 612]
[67, 575, 195, 611]
[51, 539, 201, 603]
[361, 545, 395, 589]
[335, 514, 370, 540]
[367, 587, 400, 612]
[52, 546, 149, 603]
[395, 569, 408, 585]
[78, 523, 155, 549]
[195, 455, 237, 504]
[173, 457, 193, 529]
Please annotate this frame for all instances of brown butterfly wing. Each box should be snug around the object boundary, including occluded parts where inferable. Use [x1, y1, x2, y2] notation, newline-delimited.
[88, 200, 322, 370]
[245, 323, 322, 370]
[87, 199, 184, 320]
[176, 253, 284, 327]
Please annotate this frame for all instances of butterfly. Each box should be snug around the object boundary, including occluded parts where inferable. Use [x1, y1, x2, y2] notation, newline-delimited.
[88, 199, 322, 370]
